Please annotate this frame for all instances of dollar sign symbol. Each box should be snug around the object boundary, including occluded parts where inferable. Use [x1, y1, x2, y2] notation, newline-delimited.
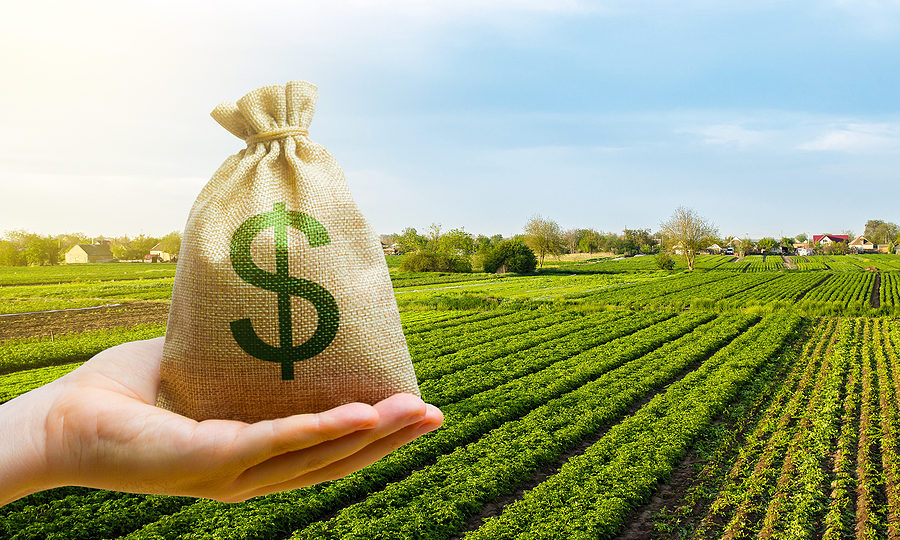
[229, 202, 339, 380]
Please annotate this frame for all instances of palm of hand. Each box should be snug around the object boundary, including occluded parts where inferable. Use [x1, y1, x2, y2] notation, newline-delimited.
[36, 338, 441, 503]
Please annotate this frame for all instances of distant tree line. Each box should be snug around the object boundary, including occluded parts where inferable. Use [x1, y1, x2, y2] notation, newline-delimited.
[0, 230, 182, 266]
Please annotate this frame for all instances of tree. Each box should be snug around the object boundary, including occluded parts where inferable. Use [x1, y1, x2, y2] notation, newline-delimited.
[483, 239, 537, 274]
[397, 227, 426, 254]
[563, 229, 580, 254]
[438, 228, 474, 257]
[659, 207, 718, 271]
[577, 229, 602, 253]
[523, 215, 564, 268]
[110, 235, 160, 261]
[780, 237, 796, 254]
[864, 219, 899, 245]
[824, 241, 849, 255]
[757, 237, 777, 253]
[427, 223, 442, 251]
[158, 231, 182, 258]
[739, 238, 754, 258]
[796, 233, 808, 243]
[622, 228, 654, 254]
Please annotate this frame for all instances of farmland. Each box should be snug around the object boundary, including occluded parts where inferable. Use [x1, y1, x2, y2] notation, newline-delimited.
[3, 256, 900, 538]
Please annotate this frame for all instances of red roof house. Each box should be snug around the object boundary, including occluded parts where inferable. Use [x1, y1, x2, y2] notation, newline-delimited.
[812, 234, 849, 244]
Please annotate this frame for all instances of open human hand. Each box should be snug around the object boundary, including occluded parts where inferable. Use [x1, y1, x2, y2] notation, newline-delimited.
[0, 337, 442, 506]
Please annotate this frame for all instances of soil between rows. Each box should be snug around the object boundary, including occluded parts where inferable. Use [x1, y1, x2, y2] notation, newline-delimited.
[0, 302, 170, 340]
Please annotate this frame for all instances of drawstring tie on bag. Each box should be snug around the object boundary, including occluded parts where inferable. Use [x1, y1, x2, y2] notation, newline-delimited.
[245, 126, 309, 145]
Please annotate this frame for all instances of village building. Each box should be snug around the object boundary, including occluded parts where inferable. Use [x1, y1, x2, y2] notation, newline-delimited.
[812, 234, 849, 245]
[849, 235, 877, 253]
[65, 243, 115, 264]
[146, 243, 176, 263]
[793, 242, 814, 256]
[703, 243, 723, 254]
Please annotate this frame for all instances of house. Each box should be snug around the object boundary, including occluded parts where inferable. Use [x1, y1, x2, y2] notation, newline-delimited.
[148, 243, 175, 262]
[704, 243, 723, 254]
[812, 234, 849, 245]
[65, 244, 115, 263]
[793, 242, 814, 257]
[849, 235, 877, 253]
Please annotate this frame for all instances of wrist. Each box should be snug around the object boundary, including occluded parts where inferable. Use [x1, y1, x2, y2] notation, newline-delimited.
[0, 382, 59, 506]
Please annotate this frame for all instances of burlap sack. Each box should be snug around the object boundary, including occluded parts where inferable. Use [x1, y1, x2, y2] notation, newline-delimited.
[157, 80, 419, 423]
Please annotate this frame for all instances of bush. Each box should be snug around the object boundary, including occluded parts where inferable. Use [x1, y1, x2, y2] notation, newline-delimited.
[399, 251, 472, 273]
[655, 252, 676, 271]
[483, 239, 538, 274]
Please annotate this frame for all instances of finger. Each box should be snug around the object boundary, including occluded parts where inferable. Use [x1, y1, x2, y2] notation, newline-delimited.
[231, 396, 429, 490]
[230, 402, 380, 467]
[236, 404, 442, 499]
[300, 405, 443, 484]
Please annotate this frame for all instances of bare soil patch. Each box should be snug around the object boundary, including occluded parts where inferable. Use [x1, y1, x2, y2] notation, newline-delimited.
[871, 272, 881, 309]
[0, 302, 169, 340]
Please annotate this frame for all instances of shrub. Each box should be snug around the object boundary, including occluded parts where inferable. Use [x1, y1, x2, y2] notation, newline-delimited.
[655, 252, 676, 271]
[399, 251, 472, 273]
[483, 240, 538, 274]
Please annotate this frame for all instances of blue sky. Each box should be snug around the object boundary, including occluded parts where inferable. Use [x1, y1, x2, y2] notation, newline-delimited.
[1, 1, 898, 239]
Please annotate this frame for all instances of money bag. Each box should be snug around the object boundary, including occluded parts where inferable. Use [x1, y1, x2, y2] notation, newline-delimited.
[157, 80, 420, 422]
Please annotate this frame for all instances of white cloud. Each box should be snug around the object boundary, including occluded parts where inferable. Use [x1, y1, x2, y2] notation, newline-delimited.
[682, 124, 771, 148]
[798, 123, 900, 153]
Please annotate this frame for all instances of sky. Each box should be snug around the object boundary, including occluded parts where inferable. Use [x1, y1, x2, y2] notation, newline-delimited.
[1, 0, 898, 240]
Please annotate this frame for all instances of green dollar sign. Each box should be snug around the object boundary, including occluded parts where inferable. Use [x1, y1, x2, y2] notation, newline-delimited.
[228, 202, 339, 380]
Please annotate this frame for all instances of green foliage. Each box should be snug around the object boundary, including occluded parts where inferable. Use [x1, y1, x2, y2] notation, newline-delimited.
[757, 237, 777, 253]
[523, 215, 564, 268]
[0, 323, 167, 373]
[156, 231, 182, 257]
[398, 251, 472, 273]
[483, 239, 537, 274]
[0, 263, 177, 285]
[395, 227, 425, 254]
[404, 292, 503, 311]
[655, 252, 676, 270]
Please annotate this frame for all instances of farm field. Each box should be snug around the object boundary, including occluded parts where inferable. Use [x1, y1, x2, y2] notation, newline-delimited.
[2, 259, 900, 538]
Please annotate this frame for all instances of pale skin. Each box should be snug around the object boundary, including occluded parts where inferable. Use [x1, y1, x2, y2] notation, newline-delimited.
[0, 337, 443, 506]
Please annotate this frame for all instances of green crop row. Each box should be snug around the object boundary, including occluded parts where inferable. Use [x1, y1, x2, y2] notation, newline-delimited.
[821, 321, 862, 540]
[880, 272, 900, 309]
[0, 323, 167, 374]
[296, 314, 758, 539]
[468, 313, 801, 539]
[721, 272, 825, 307]
[107, 312, 710, 539]
[405, 308, 547, 356]
[697, 318, 843, 538]
[0, 263, 177, 286]
[745, 318, 851, 538]
[656, 318, 829, 538]
[657, 272, 778, 308]
[420, 309, 670, 406]
[853, 319, 887, 539]
[571, 272, 734, 305]
[872, 319, 900, 539]
[0, 363, 83, 403]
[802, 272, 874, 307]
[795, 256, 830, 271]
[412, 309, 599, 381]
[743, 255, 785, 272]
[389, 272, 501, 289]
